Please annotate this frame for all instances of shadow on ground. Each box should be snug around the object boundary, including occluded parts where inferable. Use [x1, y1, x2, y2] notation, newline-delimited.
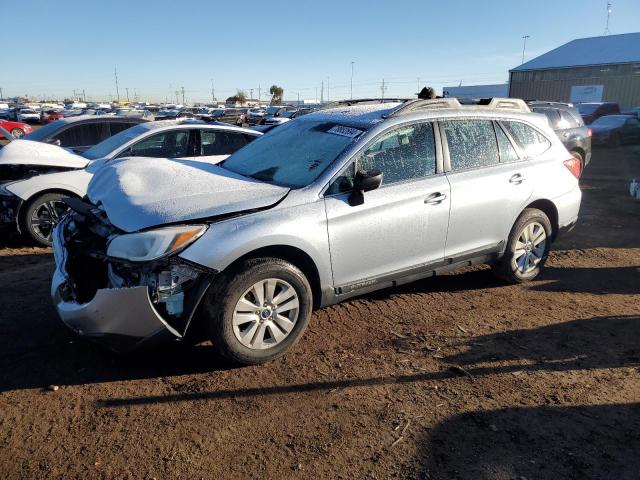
[419, 402, 640, 480]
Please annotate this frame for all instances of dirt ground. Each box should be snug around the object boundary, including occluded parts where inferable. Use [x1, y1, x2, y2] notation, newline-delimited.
[1, 145, 639, 480]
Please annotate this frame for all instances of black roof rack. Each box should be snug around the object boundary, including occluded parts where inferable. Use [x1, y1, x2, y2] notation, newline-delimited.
[318, 98, 409, 110]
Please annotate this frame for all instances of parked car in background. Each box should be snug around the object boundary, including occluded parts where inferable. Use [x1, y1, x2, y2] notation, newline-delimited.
[49, 97, 581, 363]
[20, 115, 148, 153]
[576, 102, 620, 125]
[263, 108, 314, 126]
[622, 107, 640, 119]
[44, 110, 64, 122]
[0, 121, 261, 245]
[16, 109, 40, 123]
[527, 101, 591, 168]
[247, 108, 267, 125]
[589, 114, 640, 147]
[0, 119, 33, 139]
[155, 110, 195, 121]
[257, 105, 296, 124]
[205, 108, 247, 125]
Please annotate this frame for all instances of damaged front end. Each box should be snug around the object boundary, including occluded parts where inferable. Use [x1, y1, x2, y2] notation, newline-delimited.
[51, 198, 215, 350]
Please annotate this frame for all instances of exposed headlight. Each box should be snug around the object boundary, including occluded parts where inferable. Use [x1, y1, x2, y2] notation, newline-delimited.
[107, 225, 207, 262]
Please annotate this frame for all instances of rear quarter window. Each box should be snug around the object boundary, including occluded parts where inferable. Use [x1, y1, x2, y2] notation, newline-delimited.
[502, 121, 551, 158]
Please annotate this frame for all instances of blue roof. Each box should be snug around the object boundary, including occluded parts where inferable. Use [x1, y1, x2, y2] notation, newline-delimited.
[512, 32, 640, 71]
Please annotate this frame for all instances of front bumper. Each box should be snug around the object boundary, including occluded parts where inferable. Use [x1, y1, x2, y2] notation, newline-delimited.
[51, 219, 213, 350]
[0, 189, 21, 227]
[51, 267, 183, 349]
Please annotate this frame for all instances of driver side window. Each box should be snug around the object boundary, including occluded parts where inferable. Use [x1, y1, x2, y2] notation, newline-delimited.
[127, 130, 191, 158]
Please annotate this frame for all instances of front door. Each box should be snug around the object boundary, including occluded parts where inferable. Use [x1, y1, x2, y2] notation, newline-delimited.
[324, 121, 451, 288]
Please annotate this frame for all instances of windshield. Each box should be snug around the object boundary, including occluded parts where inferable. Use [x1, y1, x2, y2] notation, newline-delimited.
[266, 106, 281, 115]
[577, 104, 599, 114]
[281, 110, 297, 118]
[591, 116, 627, 127]
[222, 120, 362, 188]
[81, 123, 149, 160]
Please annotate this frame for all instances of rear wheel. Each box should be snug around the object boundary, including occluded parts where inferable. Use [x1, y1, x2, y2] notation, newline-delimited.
[10, 128, 24, 139]
[204, 257, 313, 365]
[20, 193, 71, 246]
[493, 208, 552, 283]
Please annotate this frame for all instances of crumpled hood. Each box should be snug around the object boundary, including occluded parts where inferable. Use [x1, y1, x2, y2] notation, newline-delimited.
[0, 139, 88, 168]
[87, 157, 290, 233]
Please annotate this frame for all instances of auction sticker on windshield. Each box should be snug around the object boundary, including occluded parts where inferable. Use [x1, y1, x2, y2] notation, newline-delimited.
[328, 125, 363, 138]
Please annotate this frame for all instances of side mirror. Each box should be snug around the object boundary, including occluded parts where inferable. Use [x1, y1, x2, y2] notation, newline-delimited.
[349, 169, 383, 206]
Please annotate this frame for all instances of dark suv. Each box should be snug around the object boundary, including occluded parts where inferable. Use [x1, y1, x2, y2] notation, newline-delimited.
[528, 101, 591, 168]
[576, 102, 620, 125]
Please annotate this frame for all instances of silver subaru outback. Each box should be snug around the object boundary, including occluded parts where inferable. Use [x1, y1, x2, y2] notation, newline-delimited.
[51, 98, 582, 364]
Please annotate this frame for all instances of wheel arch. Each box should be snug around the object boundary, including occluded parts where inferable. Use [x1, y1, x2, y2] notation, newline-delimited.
[17, 188, 81, 234]
[225, 244, 323, 310]
[524, 199, 559, 240]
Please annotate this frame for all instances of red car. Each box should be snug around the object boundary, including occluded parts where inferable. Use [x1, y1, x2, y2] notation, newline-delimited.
[44, 110, 64, 122]
[0, 120, 33, 139]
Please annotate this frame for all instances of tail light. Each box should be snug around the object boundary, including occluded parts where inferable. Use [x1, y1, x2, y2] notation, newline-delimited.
[587, 128, 592, 137]
[564, 157, 582, 179]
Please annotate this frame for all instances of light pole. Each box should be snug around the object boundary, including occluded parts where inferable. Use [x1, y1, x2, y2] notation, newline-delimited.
[350, 61, 355, 100]
[521, 35, 530, 64]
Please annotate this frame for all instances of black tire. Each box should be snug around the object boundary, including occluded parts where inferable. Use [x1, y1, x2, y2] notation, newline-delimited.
[204, 257, 313, 365]
[493, 208, 552, 284]
[10, 128, 24, 139]
[20, 192, 72, 246]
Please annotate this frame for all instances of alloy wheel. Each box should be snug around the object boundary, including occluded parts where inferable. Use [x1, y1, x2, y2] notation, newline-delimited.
[232, 278, 300, 350]
[29, 200, 68, 244]
[512, 221, 547, 274]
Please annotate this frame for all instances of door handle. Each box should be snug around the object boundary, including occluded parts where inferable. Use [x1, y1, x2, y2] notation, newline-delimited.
[509, 173, 525, 184]
[424, 192, 447, 205]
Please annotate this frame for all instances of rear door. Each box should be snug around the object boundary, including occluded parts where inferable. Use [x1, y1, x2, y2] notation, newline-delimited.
[442, 119, 534, 259]
[124, 129, 196, 159]
[324, 121, 451, 288]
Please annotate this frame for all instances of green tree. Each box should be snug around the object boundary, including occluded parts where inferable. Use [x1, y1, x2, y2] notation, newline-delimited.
[226, 89, 248, 105]
[269, 85, 284, 105]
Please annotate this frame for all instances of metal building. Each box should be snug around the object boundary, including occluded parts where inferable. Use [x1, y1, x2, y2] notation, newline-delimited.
[509, 32, 640, 110]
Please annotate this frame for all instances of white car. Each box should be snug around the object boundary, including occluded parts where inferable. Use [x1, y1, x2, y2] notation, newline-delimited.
[0, 120, 261, 245]
[16, 109, 40, 123]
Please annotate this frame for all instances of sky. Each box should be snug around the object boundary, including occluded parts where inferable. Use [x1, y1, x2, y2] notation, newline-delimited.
[1, 0, 639, 103]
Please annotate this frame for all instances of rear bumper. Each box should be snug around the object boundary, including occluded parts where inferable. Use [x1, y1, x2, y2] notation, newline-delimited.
[552, 186, 582, 239]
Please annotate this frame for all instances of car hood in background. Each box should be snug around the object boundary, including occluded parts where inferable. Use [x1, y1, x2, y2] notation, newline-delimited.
[0, 139, 89, 168]
[87, 157, 290, 233]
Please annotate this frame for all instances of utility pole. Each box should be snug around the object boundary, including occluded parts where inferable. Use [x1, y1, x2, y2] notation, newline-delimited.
[604, 1, 612, 35]
[175, 90, 180, 104]
[250, 88, 254, 101]
[297, 92, 300, 105]
[258, 85, 261, 104]
[350, 61, 355, 100]
[0, 87, 3, 100]
[114, 67, 120, 102]
[126, 87, 130, 103]
[327, 76, 330, 103]
[82, 89, 86, 102]
[380, 79, 387, 101]
[320, 80, 324, 104]
[73, 89, 77, 101]
[181, 86, 185, 105]
[521, 35, 530, 64]
[211, 79, 215, 103]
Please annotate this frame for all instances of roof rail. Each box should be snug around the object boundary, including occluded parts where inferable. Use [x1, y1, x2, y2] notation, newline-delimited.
[386, 97, 531, 117]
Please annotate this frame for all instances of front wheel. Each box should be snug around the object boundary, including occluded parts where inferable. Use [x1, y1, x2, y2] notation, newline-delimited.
[10, 128, 25, 139]
[20, 192, 71, 246]
[204, 257, 313, 365]
[493, 208, 552, 283]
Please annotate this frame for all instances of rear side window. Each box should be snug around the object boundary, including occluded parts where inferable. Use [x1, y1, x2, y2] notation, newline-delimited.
[560, 110, 583, 128]
[358, 122, 436, 185]
[442, 120, 499, 171]
[200, 130, 249, 155]
[495, 123, 519, 163]
[502, 121, 551, 158]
